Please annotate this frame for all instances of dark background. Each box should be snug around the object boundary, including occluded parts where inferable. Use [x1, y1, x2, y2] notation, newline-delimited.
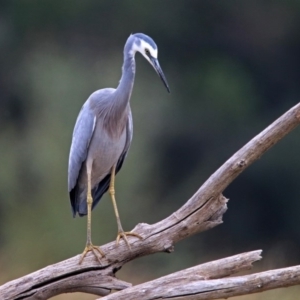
[1, 1, 300, 299]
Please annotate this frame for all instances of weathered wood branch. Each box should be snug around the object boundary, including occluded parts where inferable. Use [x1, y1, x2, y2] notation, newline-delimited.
[100, 263, 300, 300]
[99, 250, 263, 300]
[0, 102, 300, 300]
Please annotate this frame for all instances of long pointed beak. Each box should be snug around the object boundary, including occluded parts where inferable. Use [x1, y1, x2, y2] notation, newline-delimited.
[150, 57, 170, 93]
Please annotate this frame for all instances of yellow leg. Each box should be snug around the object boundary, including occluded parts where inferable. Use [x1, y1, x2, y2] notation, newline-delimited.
[79, 168, 105, 264]
[109, 164, 143, 249]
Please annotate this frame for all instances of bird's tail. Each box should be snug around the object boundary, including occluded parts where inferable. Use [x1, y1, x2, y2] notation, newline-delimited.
[69, 175, 111, 217]
[70, 186, 88, 217]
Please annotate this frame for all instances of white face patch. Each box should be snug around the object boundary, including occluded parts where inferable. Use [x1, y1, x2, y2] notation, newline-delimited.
[131, 39, 158, 60]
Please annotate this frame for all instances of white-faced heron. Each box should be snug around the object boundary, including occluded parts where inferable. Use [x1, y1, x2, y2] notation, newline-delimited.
[68, 33, 170, 264]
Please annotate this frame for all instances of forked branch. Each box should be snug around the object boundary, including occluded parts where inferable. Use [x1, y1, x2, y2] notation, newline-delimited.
[100, 262, 300, 300]
[1, 103, 300, 299]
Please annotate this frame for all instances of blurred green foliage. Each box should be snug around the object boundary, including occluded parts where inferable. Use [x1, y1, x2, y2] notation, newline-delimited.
[1, 1, 300, 299]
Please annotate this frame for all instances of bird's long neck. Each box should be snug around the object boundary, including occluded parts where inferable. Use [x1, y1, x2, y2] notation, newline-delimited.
[103, 37, 135, 138]
[113, 37, 136, 116]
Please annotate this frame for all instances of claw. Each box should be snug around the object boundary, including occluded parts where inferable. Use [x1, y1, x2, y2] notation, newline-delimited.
[116, 231, 143, 249]
[79, 243, 105, 264]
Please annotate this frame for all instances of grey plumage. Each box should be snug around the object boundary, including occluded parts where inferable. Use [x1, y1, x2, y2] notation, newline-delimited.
[68, 90, 133, 216]
[67, 33, 169, 263]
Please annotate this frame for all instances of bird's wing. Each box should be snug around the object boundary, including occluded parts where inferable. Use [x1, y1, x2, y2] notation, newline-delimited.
[122, 107, 133, 156]
[116, 107, 133, 172]
[91, 107, 133, 209]
[68, 102, 96, 193]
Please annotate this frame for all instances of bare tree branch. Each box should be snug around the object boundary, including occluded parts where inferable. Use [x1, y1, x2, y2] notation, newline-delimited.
[0, 103, 299, 300]
[100, 264, 300, 300]
[98, 250, 263, 300]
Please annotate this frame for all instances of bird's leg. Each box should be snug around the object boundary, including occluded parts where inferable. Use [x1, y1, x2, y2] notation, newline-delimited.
[109, 165, 143, 249]
[79, 168, 105, 264]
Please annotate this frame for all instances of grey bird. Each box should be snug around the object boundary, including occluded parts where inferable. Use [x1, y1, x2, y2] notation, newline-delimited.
[68, 33, 170, 264]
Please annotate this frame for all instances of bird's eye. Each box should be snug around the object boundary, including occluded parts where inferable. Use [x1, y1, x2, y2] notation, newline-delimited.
[145, 49, 150, 56]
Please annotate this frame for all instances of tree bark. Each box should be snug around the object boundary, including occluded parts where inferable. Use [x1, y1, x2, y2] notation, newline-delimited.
[100, 254, 300, 300]
[1, 102, 300, 300]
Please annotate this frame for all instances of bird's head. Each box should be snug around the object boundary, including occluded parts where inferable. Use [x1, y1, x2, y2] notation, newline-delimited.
[131, 33, 170, 93]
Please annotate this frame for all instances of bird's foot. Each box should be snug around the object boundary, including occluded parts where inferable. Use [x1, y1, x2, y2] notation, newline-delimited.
[79, 243, 105, 264]
[116, 230, 143, 249]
